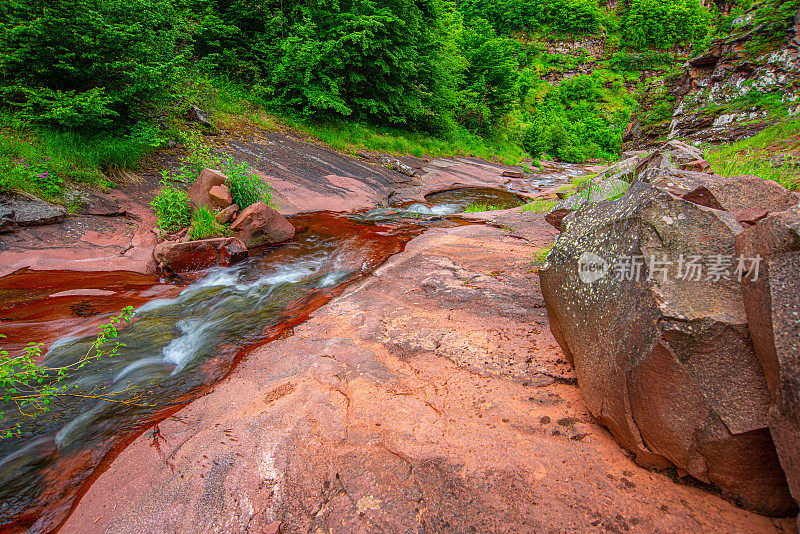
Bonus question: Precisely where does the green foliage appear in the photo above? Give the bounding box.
[0,124,164,198]
[1,307,135,438]
[463,203,504,212]
[520,199,558,212]
[521,70,635,162]
[609,51,673,72]
[190,206,226,240]
[458,0,601,35]
[295,117,525,163]
[226,157,272,209]
[0,140,61,199]
[151,179,192,232]
[456,19,520,132]
[623,0,710,49]
[0,0,183,132]
[746,0,800,53]
[187,0,459,128]
[182,131,223,175]
[706,117,800,191]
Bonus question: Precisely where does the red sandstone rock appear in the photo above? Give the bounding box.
[684,158,712,173]
[683,174,798,213]
[188,168,227,209]
[153,237,248,272]
[502,169,525,178]
[736,205,800,514]
[230,202,295,248]
[215,203,239,224]
[734,207,770,226]
[209,184,232,208]
[57,220,790,534]
[539,182,795,515]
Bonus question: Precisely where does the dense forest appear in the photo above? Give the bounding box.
[0,0,798,197]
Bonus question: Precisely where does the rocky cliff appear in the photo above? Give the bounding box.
[624,10,800,149]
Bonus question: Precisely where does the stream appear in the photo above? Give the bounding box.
[0,181,571,532]
[0,210,444,532]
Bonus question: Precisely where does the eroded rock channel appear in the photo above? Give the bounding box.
[0,131,794,533]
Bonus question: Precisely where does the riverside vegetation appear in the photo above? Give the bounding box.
[1,0,799,204]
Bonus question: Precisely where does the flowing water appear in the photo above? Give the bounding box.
[0,171,587,531]
[0,211,434,532]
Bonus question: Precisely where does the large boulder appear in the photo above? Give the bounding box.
[229,202,295,248]
[539,182,794,515]
[636,170,798,224]
[545,178,629,230]
[736,206,800,512]
[188,168,227,209]
[154,237,248,273]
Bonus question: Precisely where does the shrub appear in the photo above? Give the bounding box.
[522,123,546,159]
[182,131,223,176]
[151,179,192,232]
[226,157,272,209]
[189,206,226,240]
[610,51,673,72]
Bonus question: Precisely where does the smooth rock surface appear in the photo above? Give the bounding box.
[539,182,794,515]
[230,202,295,248]
[63,220,784,534]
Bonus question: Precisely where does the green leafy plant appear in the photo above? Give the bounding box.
[0,153,63,199]
[190,206,227,240]
[0,1,183,132]
[226,156,272,209]
[151,178,192,232]
[1,307,136,438]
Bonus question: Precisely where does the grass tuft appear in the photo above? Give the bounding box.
[462,203,505,213]
[521,199,558,212]
[190,206,227,240]
[705,118,800,191]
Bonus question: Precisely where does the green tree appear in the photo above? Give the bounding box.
[456,18,520,132]
[0,0,184,131]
